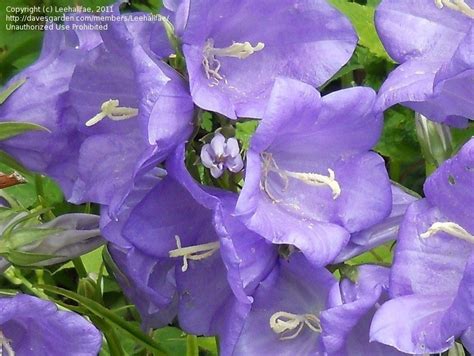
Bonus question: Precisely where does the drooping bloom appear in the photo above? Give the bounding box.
[174,0,357,119]
[320,265,405,355]
[200,132,244,178]
[236,78,392,267]
[0,293,102,355]
[370,138,474,354]
[335,184,419,263]
[375,0,473,126]
[0,8,194,217]
[233,252,335,355]
[101,146,277,354]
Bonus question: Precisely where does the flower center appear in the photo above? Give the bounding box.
[85,99,139,127]
[202,39,265,86]
[420,221,474,244]
[261,153,341,200]
[434,0,474,18]
[168,235,220,272]
[0,330,15,356]
[269,311,322,340]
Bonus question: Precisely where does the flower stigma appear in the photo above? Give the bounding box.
[85,99,139,127]
[434,0,474,18]
[420,221,474,244]
[169,235,220,272]
[261,152,341,200]
[202,39,265,85]
[0,330,14,356]
[269,311,322,340]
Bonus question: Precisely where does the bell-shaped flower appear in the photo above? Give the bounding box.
[320,265,405,355]
[100,167,178,330]
[375,0,473,126]
[176,0,357,119]
[0,293,102,355]
[101,146,277,354]
[233,252,336,355]
[236,78,392,267]
[370,138,474,354]
[0,7,195,217]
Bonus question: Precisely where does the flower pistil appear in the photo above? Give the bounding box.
[420,221,474,243]
[262,153,341,200]
[434,0,474,18]
[0,330,15,356]
[85,99,139,127]
[202,39,265,85]
[269,311,322,340]
[168,235,220,272]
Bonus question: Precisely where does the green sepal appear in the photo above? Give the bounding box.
[3,227,64,250]
[0,249,57,266]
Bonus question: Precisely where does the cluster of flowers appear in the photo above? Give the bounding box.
[0,0,472,354]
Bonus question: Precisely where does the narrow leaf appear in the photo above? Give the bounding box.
[0,122,50,141]
[0,77,27,105]
[329,0,392,61]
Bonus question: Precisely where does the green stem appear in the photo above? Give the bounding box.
[186,335,199,356]
[3,267,49,299]
[73,257,88,278]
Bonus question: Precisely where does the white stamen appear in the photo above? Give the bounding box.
[202,39,265,85]
[261,153,341,200]
[85,99,138,127]
[169,235,220,272]
[0,330,15,356]
[420,221,474,243]
[269,311,322,340]
[434,0,474,18]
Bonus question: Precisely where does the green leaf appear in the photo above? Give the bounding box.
[0,77,26,104]
[235,120,259,150]
[0,122,50,141]
[0,150,30,176]
[451,124,474,152]
[375,106,420,164]
[197,337,218,356]
[200,111,213,132]
[447,342,466,356]
[38,285,168,356]
[328,0,392,61]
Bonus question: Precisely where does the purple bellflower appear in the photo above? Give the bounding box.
[236,78,392,267]
[233,252,336,355]
[370,138,474,354]
[0,293,102,355]
[0,8,194,217]
[200,132,244,178]
[100,168,179,330]
[375,0,474,126]
[101,146,277,354]
[321,265,405,355]
[174,0,357,119]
